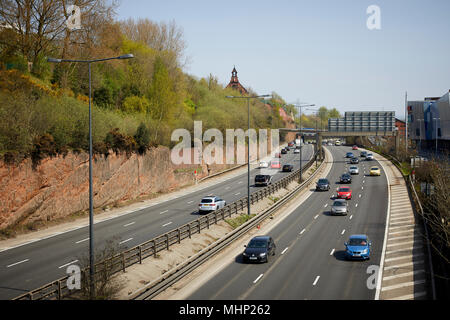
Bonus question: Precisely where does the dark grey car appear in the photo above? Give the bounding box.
[331,199,349,216]
[316,178,330,191]
[242,236,276,263]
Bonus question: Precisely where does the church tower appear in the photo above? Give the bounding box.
[226,66,248,95]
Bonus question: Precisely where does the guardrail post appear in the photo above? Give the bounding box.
[122,253,126,272]
[166,234,170,250]
[207,215,210,229]
[57,280,62,300]
[188,224,191,239]
[177,229,181,244]
[153,240,157,257]
[138,246,142,264]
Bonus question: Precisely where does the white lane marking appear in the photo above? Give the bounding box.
[324,204,328,208]
[314,214,319,220]
[58,260,79,269]
[313,276,320,286]
[162,222,173,227]
[355,204,359,208]
[349,215,353,220]
[281,247,289,255]
[7,259,29,268]
[123,222,135,227]
[238,181,243,184]
[226,187,231,190]
[187,201,194,204]
[362,187,364,190]
[330,249,335,256]
[359,194,362,198]
[253,274,264,284]
[300,229,306,235]
[160,210,168,215]
[75,238,89,244]
[119,238,133,245]
[341,229,346,235]
[235,192,241,196]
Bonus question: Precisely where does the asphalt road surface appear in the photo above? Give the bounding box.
[187,145,389,300]
[0,145,314,300]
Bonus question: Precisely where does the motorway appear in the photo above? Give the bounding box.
[0,145,314,300]
[187,145,389,300]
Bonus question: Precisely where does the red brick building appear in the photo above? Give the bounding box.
[226,67,248,95]
[395,118,406,137]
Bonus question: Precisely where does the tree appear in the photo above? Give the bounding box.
[147,56,177,142]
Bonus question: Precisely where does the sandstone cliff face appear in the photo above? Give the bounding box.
[0,146,223,230]
[0,131,296,231]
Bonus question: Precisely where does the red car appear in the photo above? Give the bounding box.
[270,160,281,169]
[337,186,352,200]
[352,145,358,150]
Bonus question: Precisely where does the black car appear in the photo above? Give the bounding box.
[316,178,330,191]
[242,236,276,263]
[340,173,352,184]
[281,148,288,154]
[360,151,368,158]
[350,157,359,164]
[282,164,294,172]
[255,175,272,186]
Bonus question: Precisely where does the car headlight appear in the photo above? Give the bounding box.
[242,252,248,256]
[259,253,267,257]
[361,249,368,254]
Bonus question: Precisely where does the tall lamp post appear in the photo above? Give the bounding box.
[48,54,134,298]
[226,94,271,216]
[294,103,316,183]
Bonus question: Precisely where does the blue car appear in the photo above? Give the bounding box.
[346,152,354,158]
[345,235,372,260]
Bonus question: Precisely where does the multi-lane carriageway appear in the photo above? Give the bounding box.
[185,145,392,300]
[0,145,314,300]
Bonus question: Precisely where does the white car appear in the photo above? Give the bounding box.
[259,161,269,169]
[198,196,226,214]
[349,166,359,175]
[366,154,374,161]
[294,149,300,154]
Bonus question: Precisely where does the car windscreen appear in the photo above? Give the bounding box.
[201,199,213,203]
[350,167,357,170]
[371,167,378,170]
[348,238,367,246]
[339,188,350,192]
[255,176,267,181]
[247,240,268,248]
[333,201,346,207]
[318,179,328,184]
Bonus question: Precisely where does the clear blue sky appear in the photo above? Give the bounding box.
[117,0,450,119]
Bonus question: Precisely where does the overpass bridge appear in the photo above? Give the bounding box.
[280,128,400,160]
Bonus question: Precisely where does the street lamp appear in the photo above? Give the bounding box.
[226,94,272,216]
[433,117,440,157]
[293,103,316,183]
[47,53,134,298]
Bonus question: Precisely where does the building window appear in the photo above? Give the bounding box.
[438,128,442,137]
[416,129,420,137]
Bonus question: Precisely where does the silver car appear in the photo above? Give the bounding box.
[366,154,374,161]
[349,166,359,175]
[198,196,226,214]
[331,199,349,216]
